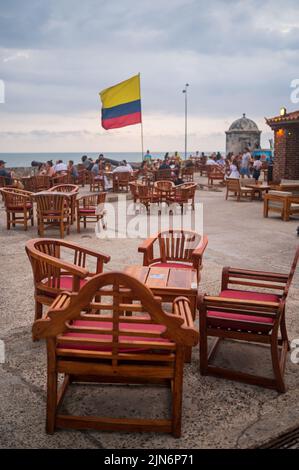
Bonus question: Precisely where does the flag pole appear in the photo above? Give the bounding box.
[139,73,144,161]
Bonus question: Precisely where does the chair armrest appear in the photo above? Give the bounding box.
[191,235,208,271]
[172,296,199,346]
[138,235,158,265]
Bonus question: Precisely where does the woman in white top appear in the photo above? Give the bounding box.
[228,161,240,179]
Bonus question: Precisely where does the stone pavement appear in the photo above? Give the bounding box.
[0,176,298,448]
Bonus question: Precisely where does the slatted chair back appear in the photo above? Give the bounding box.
[32,271,199,436]
[1,188,32,209]
[154,180,174,192]
[31,175,51,192]
[226,177,241,193]
[155,169,172,181]
[158,229,202,264]
[182,167,194,181]
[35,192,67,216]
[78,192,106,210]
[49,184,79,194]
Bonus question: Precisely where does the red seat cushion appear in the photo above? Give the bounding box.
[57,320,171,353]
[9,203,32,210]
[207,289,279,330]
[42,275,87,290]
[150,261,192,269]
[79,209,96,214]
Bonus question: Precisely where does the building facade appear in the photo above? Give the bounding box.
[226,114,261,155]
[266,110,299,182]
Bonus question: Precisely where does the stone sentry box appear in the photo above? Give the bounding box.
[226,113,261,155]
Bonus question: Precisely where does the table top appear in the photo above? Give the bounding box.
[124,265,197,293]
[244,183,271,190]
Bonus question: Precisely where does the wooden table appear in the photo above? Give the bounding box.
[125,265,198,318]
[244,183,271,200]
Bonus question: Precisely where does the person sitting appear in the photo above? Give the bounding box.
[68,160,78,179]
[228,158,240,178]
[54,160,68,173]
[39,161,55,177]
[0,160,13,185]
[81,155,93,171]
[143,150,152,162]
[159,156,171,170]
[112,161,131,174]
[123,160,133,173]
[206,155,217,165]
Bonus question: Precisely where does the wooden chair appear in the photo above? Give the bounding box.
[0,188,34,230]
[168,183,197,211]
[48,184,79,225]
[35,192,71,239]
[90,173,105,192]
[138,229,208,282]
[112,172,131,192]
[25,238,110,320]
[32,271,199,436]
[225,177,254,201]
[198,247,299,392]
[207,166,225,186]
[76,192,107,233]
[182,167,194,182]
[264,191,299,221]
[31,175,51,192]
[154,180,174,204]
[136,184,159,212]
[155,169,173,181]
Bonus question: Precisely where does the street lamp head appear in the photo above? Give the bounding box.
[186,83,189,87]
[182,89,186,93]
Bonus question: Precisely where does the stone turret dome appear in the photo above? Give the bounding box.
[228,113,259,132]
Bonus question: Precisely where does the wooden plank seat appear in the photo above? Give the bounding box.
[32,271,199,437]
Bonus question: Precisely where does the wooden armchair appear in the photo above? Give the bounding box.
[76,192,106,233]
[182,167,194,182]
[112,172,131,192]
[31,175,51,192]
[48,184,79,224]
[207,166,225,186]
[25,238,110,320]
[198,247,299,392]
[154,180,174,204]
[90,172,105,192]
[155,169,173,181]
[34,192,71,238]
[32,271,199,436]
[225,177,254,201]
[264,191,299,221]
[138,229,208,281]
[0,188,34,230]
[168,182,197,211]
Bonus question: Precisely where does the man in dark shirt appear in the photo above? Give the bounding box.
[0,160,12,185]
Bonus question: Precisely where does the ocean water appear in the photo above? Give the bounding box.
[0,152,192,168]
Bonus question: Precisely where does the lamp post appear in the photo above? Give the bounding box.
[182,83,189,160]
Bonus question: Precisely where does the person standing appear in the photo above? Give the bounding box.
[240,147,251,178]
[252,156,262,182]
[143,150,152,163]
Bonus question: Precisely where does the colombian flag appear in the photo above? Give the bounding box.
[99,74,142,130]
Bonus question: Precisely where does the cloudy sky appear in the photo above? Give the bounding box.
[1,0,299,153]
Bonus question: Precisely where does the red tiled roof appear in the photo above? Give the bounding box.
[266,110,299,125]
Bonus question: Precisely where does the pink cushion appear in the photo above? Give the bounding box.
[79,209,96,214]
[207,289,279,329]
[151,261,192,269]
[9,203,32,210]
[57,320,171,353]
[42,275,87,290]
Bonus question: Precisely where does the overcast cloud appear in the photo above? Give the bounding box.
[0,0,299,152]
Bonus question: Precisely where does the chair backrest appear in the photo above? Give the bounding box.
[0,188,31,208]
[35,192,67,214]
[32,272,199,355]
[284,246,299,299]
[154,180,174,191]
[158,229,202,263]
[31,175,51,192]
[78,192,106,209]
[113,171,131,182]
[226,177,241,192]
[49,184,79,193]
[155,169,172,181]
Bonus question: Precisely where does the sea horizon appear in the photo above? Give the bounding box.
[0,151,223,168]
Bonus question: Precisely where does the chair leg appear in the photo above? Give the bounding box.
[77,214,81,233]
[60,220,64,238]
[12,212,16,227]
[171,348,184,438]
[280,311,290,351]
[31,209,34,226]
[270,334,286,393]
[24,210,28,231]
[46,369,58,434]
[6,212,10,230]
[199,313,208,375]
[35,300,43,321]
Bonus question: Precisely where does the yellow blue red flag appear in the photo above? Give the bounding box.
[99,75,142,130]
